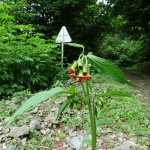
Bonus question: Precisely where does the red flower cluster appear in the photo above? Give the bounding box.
[68,59,92,82]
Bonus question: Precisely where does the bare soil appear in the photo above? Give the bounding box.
[123,71,150,104]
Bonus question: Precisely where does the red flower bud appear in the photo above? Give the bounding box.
[77,59,83,69]
[83,68,92,81]
[68,61,78,73]
[77,69,84,79]
[76,78,81,82]
[68,68,75,73]
[83,65,88,75]
[70,73,76,78]
[84,75,92,80]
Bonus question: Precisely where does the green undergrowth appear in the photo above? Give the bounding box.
[0,72,150,149]
[60,73,150,136]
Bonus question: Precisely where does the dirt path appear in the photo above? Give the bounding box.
[123,71,150,104]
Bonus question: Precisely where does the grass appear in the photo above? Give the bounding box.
[0,72,150,149]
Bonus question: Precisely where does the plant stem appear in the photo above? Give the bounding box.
[86,81,96,150]
[80,80,87,100]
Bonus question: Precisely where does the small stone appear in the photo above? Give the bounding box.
[68,135,91,149]
[69,131,77,137]
[85,147,92,150]
[51,108,57,111]
[139,146,148,150]
[0,135,6,142]
[62,142,68,148]
[41,130,46,135]
[66,148,73,150]
[9,125,29,138]
[30,120,41,130]
[46,128,51,134]
[48,123,52,128]
[38,110,43,117]
[0,127,3,131]
[56,137,60,141]
[53,125,57,129]
[65,125,76,134]
[4,117,10,123]
[22,137,27,145]
[3,143,7,149]
[30,108,38,114]
[141,137,149,141]
[5,133,9,137]
[66,137,71,142]
[97,139,103,145]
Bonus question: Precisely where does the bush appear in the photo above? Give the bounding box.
[0,2,61,98]
[99,34,142,67]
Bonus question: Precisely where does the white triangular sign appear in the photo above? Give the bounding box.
[56,26,72,43]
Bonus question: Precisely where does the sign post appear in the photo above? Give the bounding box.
[56,26,72,79]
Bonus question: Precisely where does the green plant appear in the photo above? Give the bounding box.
[0,3,61,98]
[56,130,66,138]
[4,42,137,150]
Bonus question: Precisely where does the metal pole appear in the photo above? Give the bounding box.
[61,27,64,79]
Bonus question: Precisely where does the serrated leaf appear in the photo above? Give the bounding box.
[57,95,74,119]
[87,54,138,87]
[96,119,112,127]
[83,126,91,133]
[98,92,132,97]
[82,139,92,145]
[4,87,64,131]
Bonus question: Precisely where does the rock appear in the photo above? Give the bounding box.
[38,110,43,117]
[53,124,57,129]
[22,137,27,145]
[69,131,77,137]
[45,110,58,124]
[141,137,149,141]
[30,120,41,130]
[85,147,92,150]
[0,126,3,131]
[41,130,46,135]
[66,137,71,142]
[9,125,29,137]
[51,108,58,111]
[3,143,7,149]
[66,148,73,150]
[48,123,52,128]
[30,108,38,114]
[68,135,91,149]
[65,125,76,134]
[4,117,10,123]
[119,140,138,150]
[0,135,6,142]
[46,128,50,134]
[62,142,68,148]
[139,145,148,149]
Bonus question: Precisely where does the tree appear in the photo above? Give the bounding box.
[108,0,150,61]
[6,0,111,61]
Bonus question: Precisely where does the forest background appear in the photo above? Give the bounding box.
[0,0,150,98]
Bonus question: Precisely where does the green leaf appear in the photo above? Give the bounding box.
[98,92,132,97]
[96,119,112,128]
[83,126,91,133]
[64,43,84,48]
[87,54,138,87]
[4,87,64,131]
[82,139,92,145]
[57,95,74,119]
[60,84,76,94]
[100,108,107,114]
